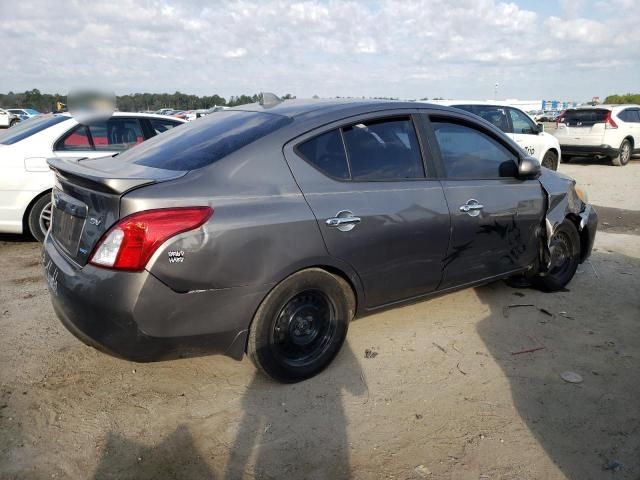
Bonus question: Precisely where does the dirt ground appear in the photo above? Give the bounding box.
[1,160,639,480]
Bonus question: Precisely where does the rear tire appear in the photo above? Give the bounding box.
[531,221,580,292]
[611,139,631,166]
[541,150,558,170]
[27,194,52,243]
[247,268,355,383]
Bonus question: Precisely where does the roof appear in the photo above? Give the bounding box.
[230,98,422,119]
[572,104,640,110]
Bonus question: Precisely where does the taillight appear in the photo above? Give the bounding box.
[605,111,618,129]
[89,207,213,271]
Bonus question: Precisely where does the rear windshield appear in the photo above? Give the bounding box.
[0,115,68,145]
[120,110,292,171]
[562,109,609,126]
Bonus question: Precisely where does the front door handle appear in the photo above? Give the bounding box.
[459,199,484,217]
[326,210,361,232]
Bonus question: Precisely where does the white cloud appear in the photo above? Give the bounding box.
[0,0,638,101]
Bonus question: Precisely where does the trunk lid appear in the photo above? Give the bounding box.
[47,155,186,265]
[555,109,608,145]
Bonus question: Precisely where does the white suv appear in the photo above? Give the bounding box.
[430,101,562,170]
[554,104,640,166]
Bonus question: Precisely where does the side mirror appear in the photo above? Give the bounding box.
[518,155,541,179]
[536,123,544,133]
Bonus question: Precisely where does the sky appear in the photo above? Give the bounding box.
[1,0,638,101]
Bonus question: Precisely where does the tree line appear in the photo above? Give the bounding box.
[603,93,640,104]
[0,89,296,113]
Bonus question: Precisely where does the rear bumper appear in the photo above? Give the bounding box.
[43,234,269,362]
[560,144,618,158]
[578,204,598,262]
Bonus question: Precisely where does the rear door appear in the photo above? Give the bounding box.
[423,113,545,289]
[283,111,450,308]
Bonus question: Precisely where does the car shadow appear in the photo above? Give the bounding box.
[592,205,640,236]
[89,344,365,479]
[475,250,640,478]
[0,233,35,243]
[92,424,216,479]
[224,344,365,479]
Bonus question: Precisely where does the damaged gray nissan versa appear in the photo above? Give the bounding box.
[42,98,597,382]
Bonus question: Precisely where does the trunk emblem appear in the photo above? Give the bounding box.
[89,217,102,226]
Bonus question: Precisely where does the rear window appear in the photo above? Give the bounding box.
[120,111,292,171]
[562,109,609,126]
[0,115,68,145]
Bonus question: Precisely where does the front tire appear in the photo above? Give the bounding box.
[247,268,355,382]
[611,139,631,166]
[532,221,580,292]
[27,194,52,243]
[541,150,558,170]
[9,119,18,128]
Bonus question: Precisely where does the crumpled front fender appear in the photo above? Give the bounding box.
[538,168,594,268]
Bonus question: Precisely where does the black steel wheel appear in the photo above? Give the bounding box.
[248,268,355,382]
[532,221,580,292]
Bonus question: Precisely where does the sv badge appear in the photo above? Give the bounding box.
[89,217,102,226]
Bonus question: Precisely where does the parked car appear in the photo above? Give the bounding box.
[0,112,185,241]
[0,107,21,128]
[432,101,561,169]
[554,104,640,166]
[7,108,41,119]
[42,99,597,382]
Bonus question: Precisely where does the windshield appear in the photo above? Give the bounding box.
[120,110,292,171]
[0,115,68,145]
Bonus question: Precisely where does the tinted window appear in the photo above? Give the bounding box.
[619,109,640,123]
[0,115,68,145]
[562,109,608,126]
[467,105,509,132]
[57,125,91,151]
[342,117,424,180]
[509,108,537,135]
[433,122,517,178]
[122,111,292,171]
[88,118,144,151]
[149,119,182,135]
[297,129,349,179]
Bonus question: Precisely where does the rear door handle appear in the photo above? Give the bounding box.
[326,210,361,231]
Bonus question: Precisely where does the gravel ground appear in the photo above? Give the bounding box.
[1,162,639,480]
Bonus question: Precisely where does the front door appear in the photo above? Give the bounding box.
[507,107,544,159]
[427,117,545,289]
[284,113,450,308]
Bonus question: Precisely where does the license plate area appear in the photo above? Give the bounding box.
[51,189,87,257]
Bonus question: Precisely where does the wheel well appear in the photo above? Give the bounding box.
[242,264,360,355]
[623,136,633,149]
[22,189,51,232]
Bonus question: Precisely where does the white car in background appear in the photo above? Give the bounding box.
[554,104,640,166]
[0,108,21,128]
[7,108,41,120]
[430,100,562,170]
[0,112,185,241]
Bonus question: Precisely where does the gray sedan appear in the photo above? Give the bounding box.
[43,98,597,382]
